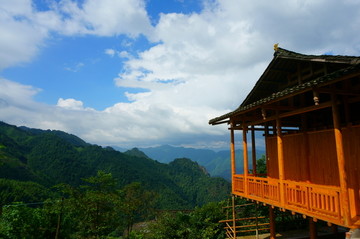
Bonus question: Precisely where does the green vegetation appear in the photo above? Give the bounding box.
[0,121,232,237]
[132,201,227,239]
[0,140,304,239]
[0,121,230,209]
[0,172,156,238]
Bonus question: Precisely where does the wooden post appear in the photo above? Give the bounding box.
[301,114,311,183]
[276,119,286,208]
[309,217,317,239]
[230,125,236,194]
[255,203,259,239]
[269,206,276,239]
[243,124,249,195]
[331,95,351,226]
[331,224,338,234]
[251,125,257,175]
[265,123,269,177]
[232,195,237,239]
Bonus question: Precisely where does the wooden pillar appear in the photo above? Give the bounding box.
[309,218,317,239]
[301,115,311,182]
[243,124,249,195]
[265,123,269,177]
[276,119,286,207]
[269,206,276,239]
[230,125,236,194]
[251,125,257,175]
[331,95,351,226]
[331,224,338,234]
[232,195,237,239]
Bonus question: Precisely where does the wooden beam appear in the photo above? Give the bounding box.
[301,115,311,182]
[230,126,236,194]
[331,95,351,226]
[309,217,318,239]
[276,119,286,208]
[269,206,276,239]
[211,120,229,125]
[232,196,237,239]
[261,105,298,111]
[270,67,294,74]
[243,125,249,196]
[251,125,257,175]
[317,88,360,96]
[331,224,338,234]
[250,100,333,126]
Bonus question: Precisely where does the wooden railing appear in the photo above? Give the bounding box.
[233,175,344,226]
[248,176,280,203]
[220,216,270,239]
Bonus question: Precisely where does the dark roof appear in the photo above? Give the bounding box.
[209,48,360,125]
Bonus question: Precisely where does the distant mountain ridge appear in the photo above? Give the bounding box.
[0,121,230,209]
[139,144,265,181]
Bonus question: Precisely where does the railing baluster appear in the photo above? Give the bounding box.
[233,175,342,225]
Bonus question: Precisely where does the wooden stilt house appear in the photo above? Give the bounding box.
[209,47,360,236]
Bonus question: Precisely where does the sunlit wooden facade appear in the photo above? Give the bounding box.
[209,47,360,234]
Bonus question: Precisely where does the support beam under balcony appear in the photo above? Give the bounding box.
[269,206,276,239]
[309,218,317,239]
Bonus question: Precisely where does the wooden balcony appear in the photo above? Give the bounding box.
[232,174,359,228]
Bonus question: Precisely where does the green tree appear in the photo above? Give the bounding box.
[0,203,48,239]
[55,171,122,238]
[137,201,226,239]
[121,182,157,237]
[257,155,267,175]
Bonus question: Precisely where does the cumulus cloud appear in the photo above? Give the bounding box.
[0,77,227,148]
[55,0,153,37]
[110,0,360,148]
[0,0,153,70]
[57,98,84,110]
[0,78,41,107]
[105,48,116,57]
[0,0,56,69]
[1,0,360,150]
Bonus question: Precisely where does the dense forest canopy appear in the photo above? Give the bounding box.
[0,121,230,209]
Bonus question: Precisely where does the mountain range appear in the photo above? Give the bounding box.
[0,121,230,209]
[138,144,265,181]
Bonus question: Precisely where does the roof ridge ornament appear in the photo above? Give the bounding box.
[274,43,279,51]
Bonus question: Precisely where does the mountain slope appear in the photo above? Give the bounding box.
[0,121,230,209]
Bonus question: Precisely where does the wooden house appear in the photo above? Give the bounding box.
[209,46,360,238]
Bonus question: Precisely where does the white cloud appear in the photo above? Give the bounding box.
[0,0,49,69]
[0,78,41,107]
[105,48,116,57]
[56,0,154,37]
[57,98,84,110]
[1,0,360,150]
[0,0,152,70]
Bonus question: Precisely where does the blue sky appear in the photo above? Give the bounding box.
[1,0,360,150]
[1,0,203,110]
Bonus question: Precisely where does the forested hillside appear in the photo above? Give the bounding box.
[0,121,230,209]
